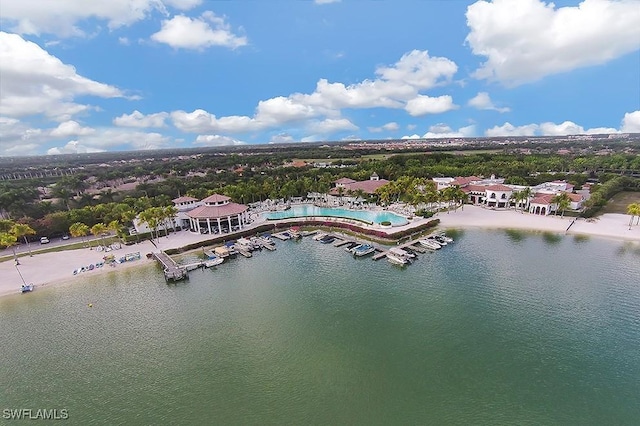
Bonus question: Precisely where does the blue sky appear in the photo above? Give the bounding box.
[0,0,639,155]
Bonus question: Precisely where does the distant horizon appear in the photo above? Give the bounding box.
[0,131,639,163]
[1,0,639,156]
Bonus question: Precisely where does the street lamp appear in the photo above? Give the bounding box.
[15,263,27,286]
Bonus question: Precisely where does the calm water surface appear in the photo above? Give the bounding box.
[1,229,639,425]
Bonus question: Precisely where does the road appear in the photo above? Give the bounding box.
[0,235,103,258]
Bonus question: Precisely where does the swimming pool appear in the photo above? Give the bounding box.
[264,205,408,226]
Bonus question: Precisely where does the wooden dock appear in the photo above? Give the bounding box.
[371,239,428,261]
[152,251,189,281]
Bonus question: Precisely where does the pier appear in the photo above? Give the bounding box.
[371,239,430,261]
[152,251,189,281]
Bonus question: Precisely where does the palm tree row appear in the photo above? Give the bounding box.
[138,205,179,243]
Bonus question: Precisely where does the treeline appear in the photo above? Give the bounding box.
[581,176,640,218]
[2,150,640,239]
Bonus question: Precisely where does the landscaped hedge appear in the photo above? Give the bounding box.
[581,176,639,218]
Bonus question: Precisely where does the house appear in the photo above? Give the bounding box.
[329,174,390,198]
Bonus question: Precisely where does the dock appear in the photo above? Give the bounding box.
[152,251,189,281]
[371,239,428,261]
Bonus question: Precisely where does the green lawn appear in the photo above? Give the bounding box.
[601,191,640,215]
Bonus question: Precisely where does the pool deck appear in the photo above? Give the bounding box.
[261,203,410,227]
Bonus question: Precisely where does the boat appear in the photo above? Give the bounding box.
[236,238,255,251]
[419,238,441,250]
[259,237,276,251]
[344,242,359,252]
[436,233,454,243]
[214,246,230,258]
[204,256,224,268]
[20,283,34,293]
[313,232,327,241]
[288,227,302,239]
[353,244,375,257]
[389,247,415,261]
[318,234,335,244]
[432,236,447,246]
[386,252,410,265]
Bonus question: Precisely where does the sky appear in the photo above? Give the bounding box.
[0,0,639,156]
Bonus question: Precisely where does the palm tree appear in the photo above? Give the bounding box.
[91,223,109,248]
[551,193,571,217]
[69,222,90,247]
[139,208,160,243]
[11,223,36,257]
[627,202,640,230]
[519,187,532,212]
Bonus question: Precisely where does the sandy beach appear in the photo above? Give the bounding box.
[2,207,638,298]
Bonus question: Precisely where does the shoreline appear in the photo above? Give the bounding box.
[2,206,638,299]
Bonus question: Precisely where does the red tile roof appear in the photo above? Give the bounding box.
[485,184,513,192]
[530,193,554,204]
[329,179,390,195]
[566,192,583,202]
[187,202,247,219]
[462,184,487,193]
[201,194,231,204]
[335,178,357,184]
[172,196,198,203]
[452,176,481,186]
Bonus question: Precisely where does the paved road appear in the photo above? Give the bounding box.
[0,235,102,257]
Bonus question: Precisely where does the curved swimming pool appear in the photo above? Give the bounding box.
[264,205,408,226]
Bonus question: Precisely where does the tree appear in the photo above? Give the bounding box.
[551,193,571,217]
[627,202,640,230]
[69,222,90,247]
[11,223,36,257]
[139,208,160,243]
[91,223,109,248]
[0,232,19,262]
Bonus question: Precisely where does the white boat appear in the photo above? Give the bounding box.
[353,244,375,257]
[235,238,254,251]
[386,252,410,265]
[419,238,441,250]
[437,234,454,243]
[204,256,224,267]
[389,247,415,260]
[313,232,327,241]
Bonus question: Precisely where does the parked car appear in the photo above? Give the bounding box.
[61,234,70,240]
[40,237,50,244]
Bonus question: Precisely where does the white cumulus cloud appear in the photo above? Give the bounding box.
[151,12,247,50]
[50,120,95,137]
[307,118,358,134]
[114,111,169,128]
[467,92,510,112]
[621,110,640,133]
[486,122,539,137]
[194,134,246,146]
[368,122,399,133]
[405,95,457,116]
[170,50,459,135]
[0,32,125,120]
[0,0,202,37]
[466,0,640,85]
[402,124,476,139]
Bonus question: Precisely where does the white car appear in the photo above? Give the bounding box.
[40,237,50,244]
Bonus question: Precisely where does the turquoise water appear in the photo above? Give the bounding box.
[264,205,408,225]
[1,229,640,425]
